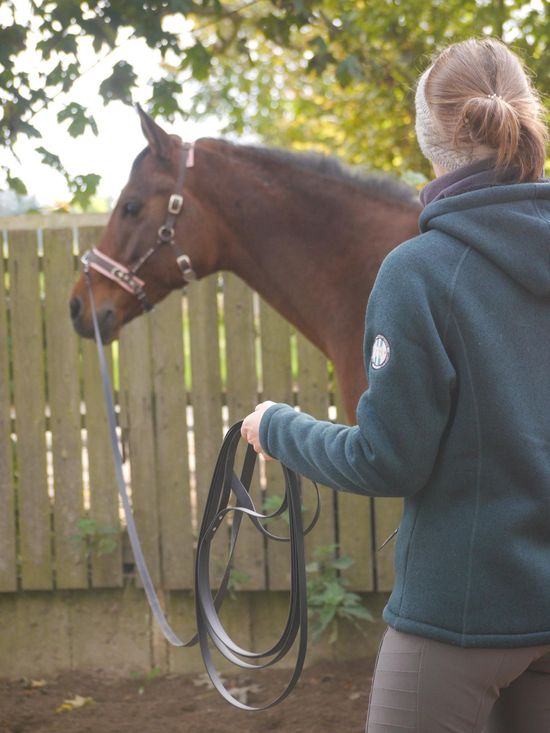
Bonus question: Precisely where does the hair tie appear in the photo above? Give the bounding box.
[487,93,502,100]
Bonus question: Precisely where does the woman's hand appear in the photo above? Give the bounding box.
[241,401,276,459]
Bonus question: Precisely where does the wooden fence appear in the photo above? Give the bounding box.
[0,213,402,601]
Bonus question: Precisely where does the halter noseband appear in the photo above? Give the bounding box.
[81,143,196,312]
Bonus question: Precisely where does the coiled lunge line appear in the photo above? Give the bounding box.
[83,266,320,710]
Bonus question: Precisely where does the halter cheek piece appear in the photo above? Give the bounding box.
[81,143,196,312]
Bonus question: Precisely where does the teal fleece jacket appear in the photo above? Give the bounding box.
[259,182,550,648]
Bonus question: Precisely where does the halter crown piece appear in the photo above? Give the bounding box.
[81,142,196,312]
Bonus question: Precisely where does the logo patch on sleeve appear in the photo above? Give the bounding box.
[370,334,390,370]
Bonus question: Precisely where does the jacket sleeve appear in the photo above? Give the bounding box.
[258,245,456,497]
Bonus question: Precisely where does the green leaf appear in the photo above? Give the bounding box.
[149,78,183,120]
[36,146,65,175]
[17,121,41,138]
[57,103,98,137]
[335,53,364,87]
[7,175,27,196]
[340,605,374,622]
[331,555,354,570]
[68,173,101,210]
[181,43,211,81]
[99,61,138,105]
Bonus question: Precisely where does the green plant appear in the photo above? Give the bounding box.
[226,567,252,599]
[306,544,374,644]
[71,517,119,558]
[130,666,162,695]
[262,493,290,525]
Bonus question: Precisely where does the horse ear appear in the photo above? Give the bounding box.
[136,104,171,159]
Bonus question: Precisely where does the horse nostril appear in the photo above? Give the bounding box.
[69,296,82,321]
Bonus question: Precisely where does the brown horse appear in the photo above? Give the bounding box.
[70,108,421,419]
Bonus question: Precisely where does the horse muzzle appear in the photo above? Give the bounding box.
[70,294,117,343]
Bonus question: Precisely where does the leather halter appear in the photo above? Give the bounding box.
[81,143,196,311]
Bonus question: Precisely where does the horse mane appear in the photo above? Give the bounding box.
[132,138,420,209]
[238,143,421,209]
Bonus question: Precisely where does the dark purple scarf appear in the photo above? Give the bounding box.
[419,157,548,207]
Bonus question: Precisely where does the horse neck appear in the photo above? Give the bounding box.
[192,140,419,356]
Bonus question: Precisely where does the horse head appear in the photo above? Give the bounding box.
[70,106,221,342]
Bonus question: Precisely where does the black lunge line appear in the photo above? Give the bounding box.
[82,264,320,710]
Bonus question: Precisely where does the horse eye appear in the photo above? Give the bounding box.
[122,200,141,217]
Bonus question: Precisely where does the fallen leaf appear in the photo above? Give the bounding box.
[20,678,47,689]
[30,679,47,689]
[227,683,262,705]
[55,695,94,713]
[192,672,226,690]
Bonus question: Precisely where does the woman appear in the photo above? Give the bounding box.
[242,38,550,732]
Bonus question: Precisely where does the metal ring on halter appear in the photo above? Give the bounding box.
[158,224,175,243]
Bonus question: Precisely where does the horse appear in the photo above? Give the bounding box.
[70,107,421,420]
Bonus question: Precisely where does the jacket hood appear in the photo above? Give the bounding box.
[418,182,550,296]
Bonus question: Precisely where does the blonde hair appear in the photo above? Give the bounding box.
[424,38,548,182]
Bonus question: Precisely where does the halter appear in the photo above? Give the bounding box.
[81,143,196,312]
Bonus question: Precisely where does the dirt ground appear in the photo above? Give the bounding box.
[0,657,375,733]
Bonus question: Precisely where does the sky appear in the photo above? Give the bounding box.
[3,0,546,209]
[0,6,225,209]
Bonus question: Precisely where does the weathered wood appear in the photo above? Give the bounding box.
[42,228,88,589]
[295,333,336,567]
[258,299,294,591]
[8,230,52,589]
[0,212,108,230]
[331,384,374,591]
[119,315,162,586]
[187,276,226,583]
[223,273,265,590]
[150,294,194,590]
[78,227,122,587]
[0,216,400,600]
[0,243,17,591]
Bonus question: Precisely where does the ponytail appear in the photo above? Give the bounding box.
[425,39,548,182]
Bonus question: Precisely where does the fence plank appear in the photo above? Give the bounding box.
[119,315,162,586]
[295,334,336,568]
[187,276,226,584]
[331,385,374,591]
[42,229,88,589]
[223,274,265,590]
[0,215,399,598]
[150,295,194,590]
[78,227,122,587]
[8,230,52,589]
[259,299,293,591]
[0,243,17,591]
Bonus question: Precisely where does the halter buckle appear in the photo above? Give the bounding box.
[176,254,196,281]
[168,194,184,215]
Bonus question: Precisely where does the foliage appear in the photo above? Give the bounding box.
[306,543,373,643]
[71,517,119,559]
[262,492,290,524]
[1,0,549,206]
[226,566,252,597]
